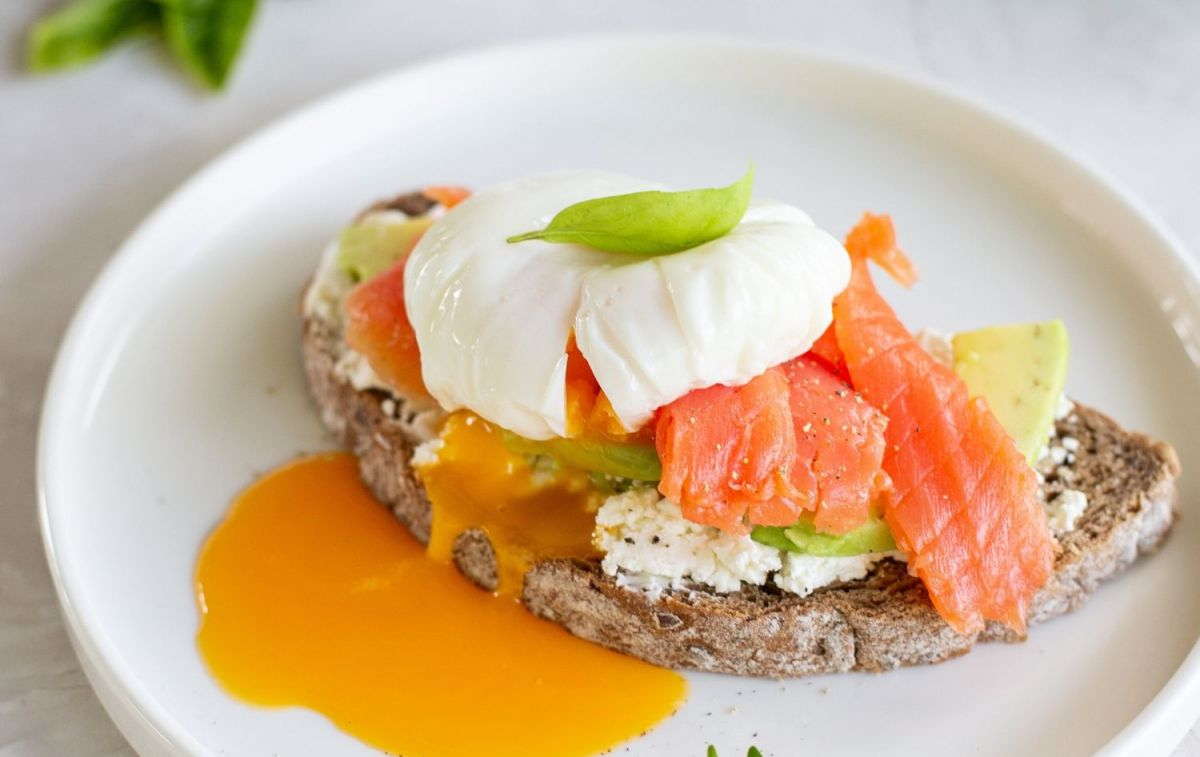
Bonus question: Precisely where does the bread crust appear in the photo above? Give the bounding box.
[302,197,1180,677]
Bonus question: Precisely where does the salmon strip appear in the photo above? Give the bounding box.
[656,368,811,534]
[806,324,850,383]
[833,214,1053,634]
[782,356,890,534]
[422,185,472,208]
[344,258,430,399]
[656,358,888,536]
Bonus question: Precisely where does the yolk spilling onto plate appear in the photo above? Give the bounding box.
[196,452,685,757]
[420,412,601,594]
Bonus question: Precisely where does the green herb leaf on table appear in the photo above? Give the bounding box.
[707,746,718,757]
[27,0,257,91]
[160,0,257,90]
[28,0,161,72]
[507,165,754,255]
[747,748,764,757]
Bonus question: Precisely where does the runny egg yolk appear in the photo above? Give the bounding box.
[195,453,685,757]
[418,412,602,594]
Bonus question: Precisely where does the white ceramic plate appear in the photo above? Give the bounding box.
[39,37,1200,757]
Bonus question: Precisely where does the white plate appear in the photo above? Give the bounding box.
[38,36,1200,757]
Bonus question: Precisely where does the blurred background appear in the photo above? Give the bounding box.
[1,1,1198,754]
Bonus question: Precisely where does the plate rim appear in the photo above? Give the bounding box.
[35,32,1200,757]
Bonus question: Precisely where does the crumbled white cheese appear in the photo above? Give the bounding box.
[614,572,687,600]
[1046,489,1088,533]
[914,329,954,367]
[303,239,356,324]
[774,552,896,597]
[527,455,563,489]
[595,488,905,599]
[595,489,782,594]
[333,349,391,393]
[1055,395,1075,421]
[410,437,444,468]
[1035,397,1088,533]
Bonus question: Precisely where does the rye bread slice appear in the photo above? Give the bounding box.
[301,193,1181,677]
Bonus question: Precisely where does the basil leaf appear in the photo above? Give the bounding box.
[747,749,763,757]
[507,165,754,255]
[160,0,256,90]
[27,0,161,73]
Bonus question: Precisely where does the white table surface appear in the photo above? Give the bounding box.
[1,1,1197,755]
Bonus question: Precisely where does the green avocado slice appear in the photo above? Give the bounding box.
[336,216,433,282]
[951,319,1069,464]
[751,516,896,557]
[501,431,662,483]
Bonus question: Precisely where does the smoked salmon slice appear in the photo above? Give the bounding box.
[422,185,472,209]
[656,358,888,536]
[833,214,1053,634]
[656,368,804,534]
[806,324,850,383]
[344,258,429,399]
[782,356,890,534]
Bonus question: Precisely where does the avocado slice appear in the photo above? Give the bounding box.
[951,320,1069,463]
[501,431,662,482]
[751,516,896,557]
[336,216,433,282]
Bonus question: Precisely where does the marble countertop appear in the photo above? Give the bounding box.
[1,1,1197,754]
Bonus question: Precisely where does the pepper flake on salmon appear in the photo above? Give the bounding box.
[833,213,1054,635]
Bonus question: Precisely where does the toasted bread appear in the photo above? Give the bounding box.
[301,192,1180,677]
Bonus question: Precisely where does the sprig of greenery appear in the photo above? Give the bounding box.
[27,0,257,91]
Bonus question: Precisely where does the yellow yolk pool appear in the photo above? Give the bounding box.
[195,452,685,757]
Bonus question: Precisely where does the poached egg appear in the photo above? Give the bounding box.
[404,171,850,439]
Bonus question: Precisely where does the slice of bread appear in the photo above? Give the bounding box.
[301,192,1181,677]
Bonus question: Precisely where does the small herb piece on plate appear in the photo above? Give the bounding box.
[27,0,161,72]
[160,0,257,90]
[507,165,754,255]
[703,747,763,757]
